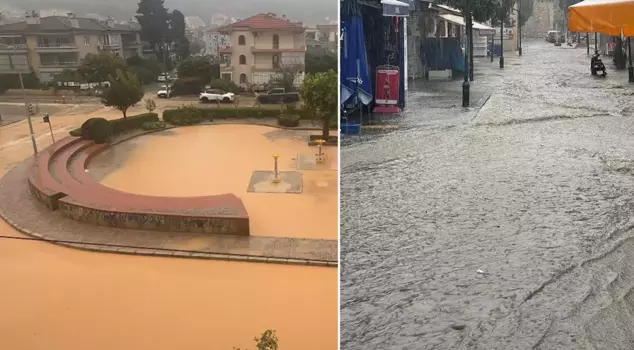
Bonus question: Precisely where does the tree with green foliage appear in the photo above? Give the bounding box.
[169,10,190,59]
[136,0,171,51]
[306,51,337,74]
[518,0,534,27]
[300,70,337,139]
[126,55,162,84]
[177,56,218,84]
[77,52,127,83]
[101,70,144,118]
[234,330,278,350]
[270,62,303,92]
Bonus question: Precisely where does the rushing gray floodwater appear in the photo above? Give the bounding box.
[340,40,634,349]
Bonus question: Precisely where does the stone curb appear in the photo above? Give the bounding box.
[0,207,338,268]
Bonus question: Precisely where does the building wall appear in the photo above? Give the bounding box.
[522,0,565,38]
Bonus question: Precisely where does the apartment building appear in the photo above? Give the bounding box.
[0,12,142,82]
[217,13,306,88]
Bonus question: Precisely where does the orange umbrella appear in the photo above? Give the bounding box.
[568,0,634,36]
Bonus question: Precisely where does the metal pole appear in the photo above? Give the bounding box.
[500,14,505,69]
[587,33,590,55]
[518,3,522,56]
[594,32,598,52]
[8,50,38,154]
[469,14,474,81]
[491,34,494,62]
[462,0,471,107]
[48,120,55,143]
[627,36,634,83]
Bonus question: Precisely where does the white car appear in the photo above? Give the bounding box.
[157,85,172,98]
[199,89,235,103]
[157,73,171,82]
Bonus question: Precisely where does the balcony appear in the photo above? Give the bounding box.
[251,63,305,72]
[251,46,306,53]
[220,63,232,72]
[98,42,121,50]
[122,41,142,48]
[0,43,28,52]
[36,43,78,52]
[39,61,78,72]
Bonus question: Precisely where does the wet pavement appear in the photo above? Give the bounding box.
[340,39,634,349]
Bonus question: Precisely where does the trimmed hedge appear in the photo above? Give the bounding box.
[80,118,113,144]
[278,115,300,127]
[142,121,166,130]
[110,113,159,134]
[162,106,205,125]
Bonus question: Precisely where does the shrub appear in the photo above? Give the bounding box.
[171,77,206,96]
[278,115,300,127]
[80,117,113,144]
[141,121,166,130]
[207,79,240,94]
[162,105,204,125]
[69,128,82,137]
[110,113,159,134]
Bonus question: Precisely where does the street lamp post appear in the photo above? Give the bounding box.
[517,1,522,56]
[8,46,37,154]
[469,14,474,81]
[628,37,633,83]
[500,15,505,69]
[462,0,471,107]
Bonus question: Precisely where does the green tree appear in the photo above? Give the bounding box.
[126,56,162,84]
[169,10,190,59]
[270,63,303,92]
[234,330,278,350]
[306,51,337,74]
[439,0,512,23]
[300,70,337,139]
[178,56,218,84]
[136,0,170,51]
[77,52,127,83]
[101,70,144,118]
[518,0,534,27]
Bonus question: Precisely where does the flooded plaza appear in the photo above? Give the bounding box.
[0,108,337,349]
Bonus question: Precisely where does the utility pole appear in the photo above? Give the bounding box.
[8,47,38,154]
[517,1,522,56]
[469,14,474,81]
[628,37,633,83]
[500,12,505,69]
[462,0,471,107]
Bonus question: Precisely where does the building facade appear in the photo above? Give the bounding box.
[0,12,141,82]
[217,13,306,88]
[203,29,231,58]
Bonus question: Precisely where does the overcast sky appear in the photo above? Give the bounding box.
[0,0,338,25]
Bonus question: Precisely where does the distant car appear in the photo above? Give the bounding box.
[199,89,235,103]
[256,88,300,104]
[546,30,565,43]
[157,73,172,82]
[157,85,172,98]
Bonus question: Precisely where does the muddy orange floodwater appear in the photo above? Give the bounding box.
[0,120,338,350]
[92,125,339,240]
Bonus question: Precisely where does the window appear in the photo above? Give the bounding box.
[272,54,280,68]
[221,73,231,81]
[239,55,246,65]
[84,36,90,46]
[273,34,279,49]
[238,35,246,45]
[239,73,247,84]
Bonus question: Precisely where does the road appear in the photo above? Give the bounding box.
[340,40,634,349]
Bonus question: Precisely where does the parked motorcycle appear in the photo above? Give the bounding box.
[591,51,607,77]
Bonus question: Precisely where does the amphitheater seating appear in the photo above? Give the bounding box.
[28,136,250,235]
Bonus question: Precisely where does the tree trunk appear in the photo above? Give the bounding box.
[322,115,330,139]
[122,108,128,118]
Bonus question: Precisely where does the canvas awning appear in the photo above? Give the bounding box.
[438,13,496,35]
[568,0,634,36]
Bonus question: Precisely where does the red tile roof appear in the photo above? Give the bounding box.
[217,13,304,32]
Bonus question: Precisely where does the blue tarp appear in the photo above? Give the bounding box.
[420,38,465,72]
[340,15,373,106]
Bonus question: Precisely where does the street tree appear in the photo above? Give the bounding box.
[306,51,337,74]
[169,10,190,59]
[101,70,145,118]
[300,70,337,139]
[177,56,218,83]
[77,52,127,83]
[233,330,278,350]
[438,0,513,23]
[270,61,304,92]
[518,0,534,27]
[136,0,170,51]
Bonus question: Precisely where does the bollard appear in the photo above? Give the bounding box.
[315,139,326,164]
[272,154,281,183]
[43,113,55,143]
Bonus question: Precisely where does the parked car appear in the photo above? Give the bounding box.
[199,89,236,103]
[157,85,172,98]
[256,88,300,104]
[545,30,565,43]
[157,73,172,82]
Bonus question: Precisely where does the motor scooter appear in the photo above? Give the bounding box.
[591,51,607,77]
